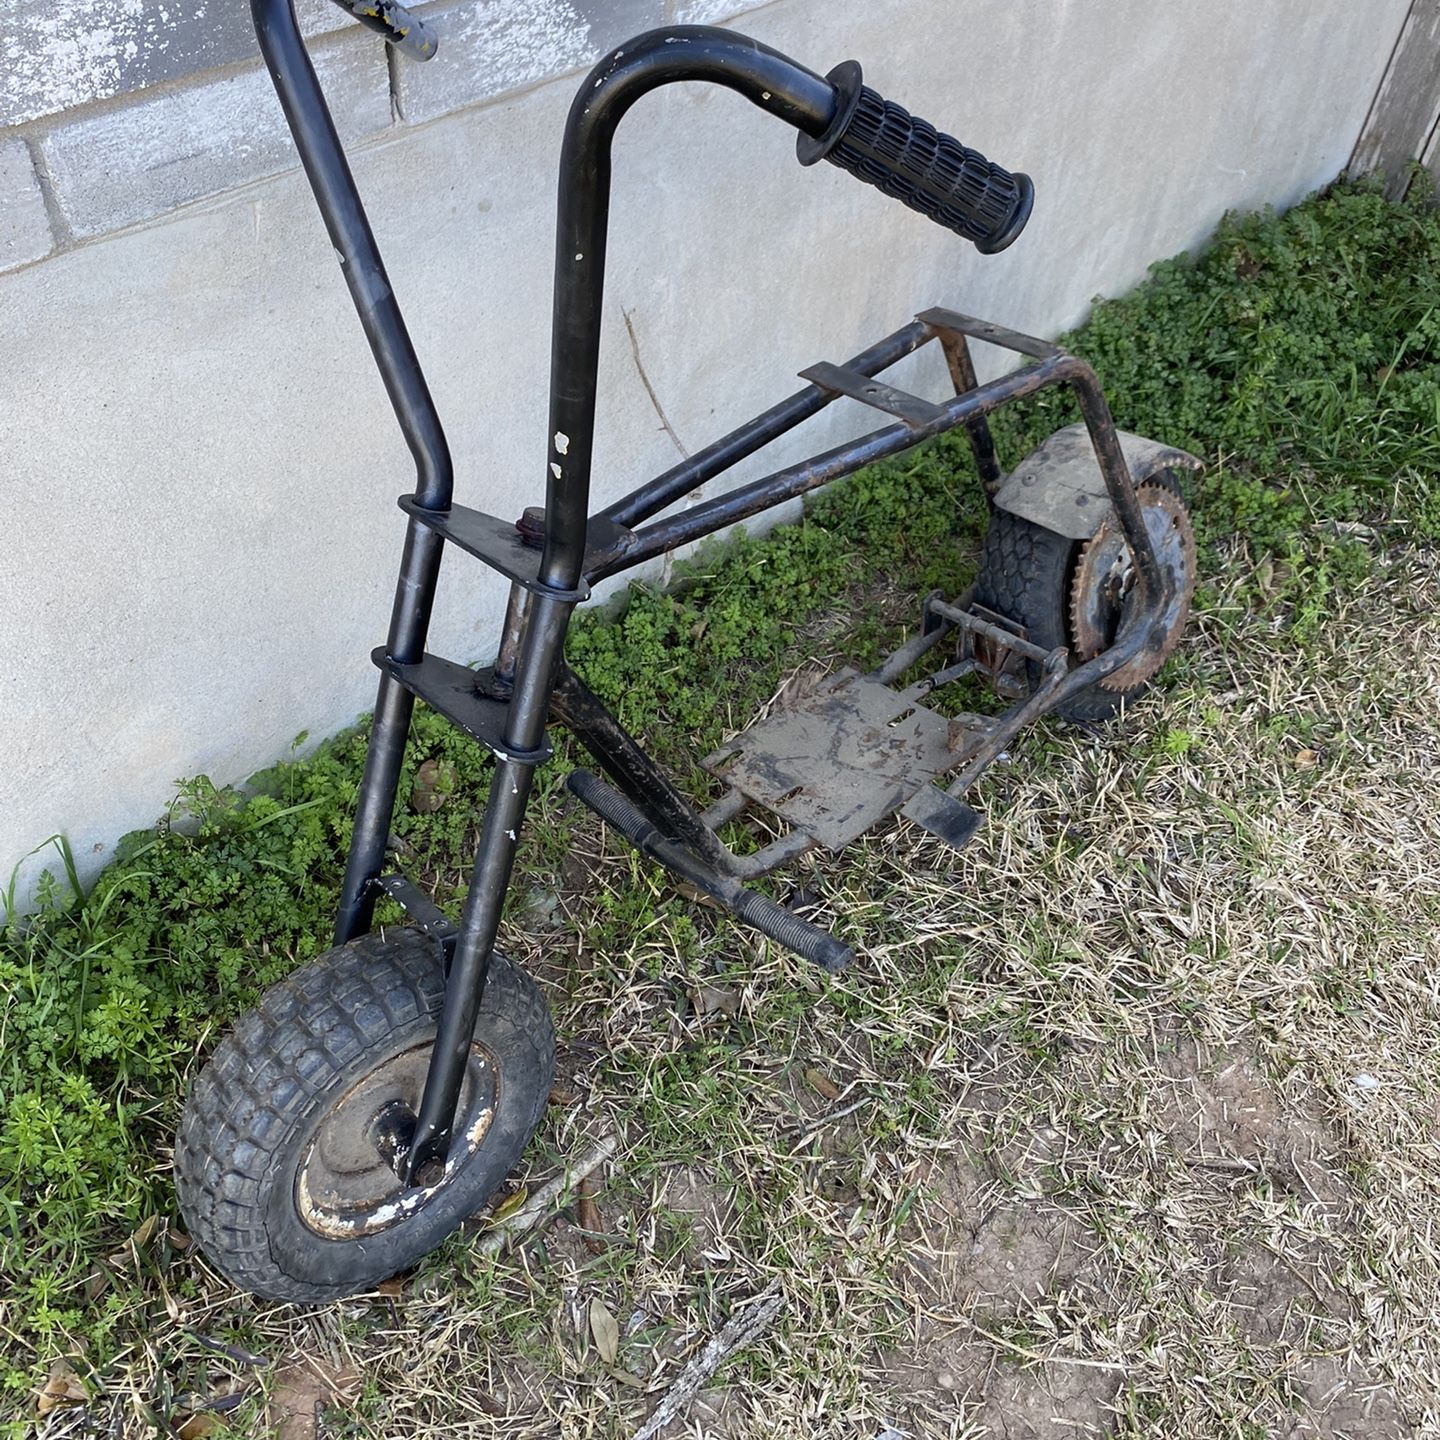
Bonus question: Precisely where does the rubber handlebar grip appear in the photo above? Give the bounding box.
[799,62,1032,254]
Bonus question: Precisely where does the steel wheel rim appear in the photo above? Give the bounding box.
[295,1039,498,1239]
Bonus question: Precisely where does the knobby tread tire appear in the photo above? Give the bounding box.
[974,474,1185,722]
[174,930,554,1303]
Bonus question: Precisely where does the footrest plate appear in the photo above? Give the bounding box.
[901,785,984,849]
[702,669,982,850]
[374,650,552,764]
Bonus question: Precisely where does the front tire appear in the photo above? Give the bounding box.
[174,930,554,1303]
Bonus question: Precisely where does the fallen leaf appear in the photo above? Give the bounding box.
[696,984,740,1018]
[490,1185,529,1223]
[604,1366,648,1389]
[410,757,457,814]
[578,1175,606,1255]
[36,1360,87,1418]
[589,1298,620,1365]
[177,1411,225,1438]
[804,1067,842,1102]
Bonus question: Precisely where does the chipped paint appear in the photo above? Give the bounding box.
[554,432,570,454]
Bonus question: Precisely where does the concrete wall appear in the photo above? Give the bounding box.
[1,0,1410,907]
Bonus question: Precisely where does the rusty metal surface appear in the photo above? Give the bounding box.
[993,422,1204,541]
[900,785,984,848]
[917,306,1063,360]
[1069,479,1198,692]
[799,361,948,429]
[701,668,985,850]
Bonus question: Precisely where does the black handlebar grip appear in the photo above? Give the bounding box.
[328,0,437,62]
[798,62,1032,254]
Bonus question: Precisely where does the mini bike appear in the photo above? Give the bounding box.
[175,0,1200,1301]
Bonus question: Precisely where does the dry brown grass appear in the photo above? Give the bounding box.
[32,537,1440,1440]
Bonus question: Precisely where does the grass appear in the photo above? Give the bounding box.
[5,178,1440,1437]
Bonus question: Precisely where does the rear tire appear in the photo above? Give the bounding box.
[973,471,1193,722]
[174,930,554,1303]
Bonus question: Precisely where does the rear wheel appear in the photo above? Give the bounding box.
[974,471,1196,722]
[174,930,554,1303]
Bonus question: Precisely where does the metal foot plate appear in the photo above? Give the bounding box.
[702,669,983,850]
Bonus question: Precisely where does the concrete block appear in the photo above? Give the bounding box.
[671,0,768,23]
[1,0,351,128]
[38,34,392,239]
[394,0,665,125]
[0,141,55,273]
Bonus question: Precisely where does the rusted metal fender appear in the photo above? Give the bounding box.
[993,422,1204,540]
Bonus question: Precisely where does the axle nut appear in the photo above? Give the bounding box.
[516,506,547,548]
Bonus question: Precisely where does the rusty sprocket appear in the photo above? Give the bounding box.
[1067,479,1196,693]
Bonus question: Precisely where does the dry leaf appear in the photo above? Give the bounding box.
[36,1360,87,1419]
[605,1366,649,1389]
[577,1175,605,1255]
[177,1411,225,1439]
[696,984,740,1018]
[490,1185,529,1223]
[804,1067,841,1102]
[589,1298,620,1365]
[410,758,457,813]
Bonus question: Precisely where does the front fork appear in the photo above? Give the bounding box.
[401,589,575,1180]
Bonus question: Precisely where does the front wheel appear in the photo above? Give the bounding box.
[174,930,554,1303]
[973,471,1197,722]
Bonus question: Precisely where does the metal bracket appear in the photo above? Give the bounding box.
[372,873,459,951]
[799,361,947,429]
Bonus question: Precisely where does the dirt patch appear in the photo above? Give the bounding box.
[656,1165,738,1264]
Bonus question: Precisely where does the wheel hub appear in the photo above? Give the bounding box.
[1068,480,1196,692]
[295,1040,497,1239]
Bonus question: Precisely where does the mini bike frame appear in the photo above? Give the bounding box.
[253,0,1175,1183]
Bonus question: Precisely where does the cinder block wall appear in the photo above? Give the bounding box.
[0,0,1410,907]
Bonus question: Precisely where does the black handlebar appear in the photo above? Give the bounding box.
[799,61,1032,255]
[327,0,437,62]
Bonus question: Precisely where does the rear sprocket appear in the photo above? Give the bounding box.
[1067,478,1197,693]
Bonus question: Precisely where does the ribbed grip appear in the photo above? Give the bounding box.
[730,887,853,974]
[799,62,1032,254]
